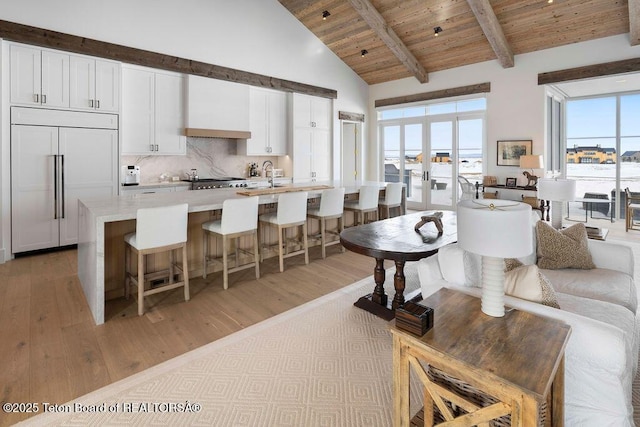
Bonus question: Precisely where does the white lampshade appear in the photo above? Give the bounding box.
[519,154,543,169]
[538,178,576,202]
[457,199,533,317]
[538,178,576,229]
[457,199,533,259]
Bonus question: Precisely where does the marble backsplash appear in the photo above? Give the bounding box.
[122,137,283,183]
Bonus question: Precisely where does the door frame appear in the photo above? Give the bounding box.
[340,119,363,186]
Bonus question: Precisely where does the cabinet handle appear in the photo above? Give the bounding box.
[89,99,94,108]
[96,99,100,109]
[42,94,47,104]
[155,144,159,152]
[53,155,58,219]
[60,155,65,219]
[150,144,154,152]
[34,94,39,103]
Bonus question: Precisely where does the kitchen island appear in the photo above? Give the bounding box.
[78,181,403,324]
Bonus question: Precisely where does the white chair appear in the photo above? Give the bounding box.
[457,175,476,201]
[202,196,260,289]
[124,203,190,316]
[344,185,380,226]
[307,187,345,259]
[379,182,404,219]
[259,191,309,272]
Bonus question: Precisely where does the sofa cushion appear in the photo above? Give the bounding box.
[504,259,560,308]
[536,222,596,270]
[542,268,637,313]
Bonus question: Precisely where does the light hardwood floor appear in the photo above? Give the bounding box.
[0,244,380,426]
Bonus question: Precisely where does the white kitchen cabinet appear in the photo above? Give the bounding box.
[121,66,186,155]
[241,87,287,155]
[186,75,250,131]
[10,43,70,108]
[291,93,332,183]
[11,108,118,253]
[69,55,120,112]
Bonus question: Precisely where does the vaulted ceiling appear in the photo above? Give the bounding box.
[278,0,639,85]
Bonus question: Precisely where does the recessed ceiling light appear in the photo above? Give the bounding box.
[322,10,330,20]
[361,49,368,57]
[616,79,627,83]
[434,26,443,37]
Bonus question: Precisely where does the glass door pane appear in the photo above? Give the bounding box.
[458,117,484,191]
[404,123,422,207]
[429,120,454,209]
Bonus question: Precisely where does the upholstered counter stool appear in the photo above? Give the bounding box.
[344,185,380,226]
[259,191,309,272]
[379,182,403,219]
[307,187,345,258]
[202,196,260,289]
[124,203,190,316]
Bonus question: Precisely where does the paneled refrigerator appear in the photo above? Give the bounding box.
[11,107,118,254]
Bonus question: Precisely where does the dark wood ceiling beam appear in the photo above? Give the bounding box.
[538,57,640,85]
[375,83,490,108]
[0,19,337,99]
[346,0,428,83]
[465,0,514,68]
[630,0,640,46]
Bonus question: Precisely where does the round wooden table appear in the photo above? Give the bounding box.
[340,210,457,320]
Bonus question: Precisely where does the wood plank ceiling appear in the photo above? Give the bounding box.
[278,0,637,85]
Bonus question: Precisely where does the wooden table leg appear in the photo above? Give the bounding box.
[392,259,406,310]
[371,258,388,306]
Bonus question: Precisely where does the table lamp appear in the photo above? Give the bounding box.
[457,200,533,317]
[520,154,543,187]
[538,178,576,229]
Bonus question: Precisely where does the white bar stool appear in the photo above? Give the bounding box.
[307,187,345,258]
[259,191,309,272]
[202,196,260,289]
[344,185,380,226]
[124,203,190,316]
[379,182,404,219]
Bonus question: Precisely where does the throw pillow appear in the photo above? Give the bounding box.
[504,258,560,308]
[536,221,595,270]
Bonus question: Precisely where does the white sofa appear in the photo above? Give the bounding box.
[416,228,638,426]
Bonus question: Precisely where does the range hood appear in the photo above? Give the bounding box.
[184,128,251,139]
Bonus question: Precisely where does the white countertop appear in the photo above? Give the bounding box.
[120,181,191,190]
[81,181,390,223]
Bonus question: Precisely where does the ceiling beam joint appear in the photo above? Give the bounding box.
[466,0,514,68]
[347,0,428,83]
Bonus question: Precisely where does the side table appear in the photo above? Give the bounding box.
[391,288,571,427]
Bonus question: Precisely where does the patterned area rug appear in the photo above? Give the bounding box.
[20,265,423,426]
[19,240,640,426]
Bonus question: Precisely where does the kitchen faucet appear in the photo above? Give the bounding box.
[262,160,274,188]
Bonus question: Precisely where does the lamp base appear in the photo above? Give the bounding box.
[481,256,505,317]
[550,200,563,229]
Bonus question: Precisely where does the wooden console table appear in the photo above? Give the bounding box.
[391,288,571,427]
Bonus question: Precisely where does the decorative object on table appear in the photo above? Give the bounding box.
[394,301,433,336]
[497,139,532,166]
[248,162,259,177]
[505,177,517,188]
[483,175,497,187]
[414,211,444,234]
[538,177,576,229]
[519,154,543,188]
[457,199,533,317]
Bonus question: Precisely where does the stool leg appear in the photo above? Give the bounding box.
[320,217,327,259]
[339,215,345,253]
[169,248,175,284]
[182,244,190,301]
[138,252,145,316]
[124,244,130,299]
[303,222,309,265]
[223,235,229,290]
[253,230,260,279]
[203,230,208,279]
[278,225,284,272]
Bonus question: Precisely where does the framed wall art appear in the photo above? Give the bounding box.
[505,177,517,188]
[497,140,532,166]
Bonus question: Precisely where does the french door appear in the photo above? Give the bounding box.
[381,114,484,211]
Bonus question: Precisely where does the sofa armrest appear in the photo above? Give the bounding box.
[588,240,634,277]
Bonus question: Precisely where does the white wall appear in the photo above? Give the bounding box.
[368,34,640,183]
[0,0,369,261]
